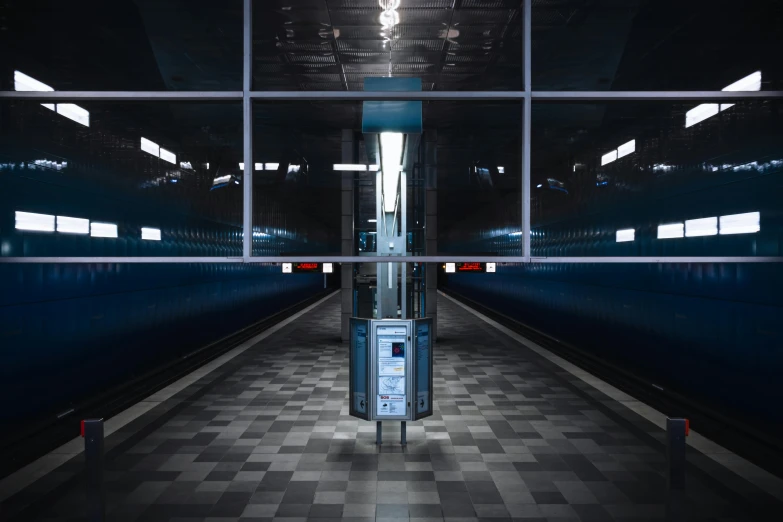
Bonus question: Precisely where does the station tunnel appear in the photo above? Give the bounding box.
[1,1,783,521]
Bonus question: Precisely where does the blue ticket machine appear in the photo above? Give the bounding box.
[350,318,433,424]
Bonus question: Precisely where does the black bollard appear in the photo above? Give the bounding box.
[82,419,105,522]
[376,421,382,445]
[401,421,407,446]
[666,418,688,522]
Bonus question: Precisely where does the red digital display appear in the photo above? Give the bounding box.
[456,262,485,273]
[293,262,321,273]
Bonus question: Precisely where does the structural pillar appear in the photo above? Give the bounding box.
[341,129,356,342]
[424,130,438,340]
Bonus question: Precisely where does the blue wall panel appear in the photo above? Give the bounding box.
[446,262,783,438]
[0,263,324,425]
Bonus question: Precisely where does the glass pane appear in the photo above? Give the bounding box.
[530,100,783,257]
[533,1,783,91]
[250,100,520,257]
[253,0,523,91]
[0,101,243,257]
[1,0,242,91]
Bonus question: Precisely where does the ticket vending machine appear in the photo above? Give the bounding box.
[349,318,433,444]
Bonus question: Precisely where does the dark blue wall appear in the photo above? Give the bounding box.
[0,262,324,425]
[446,262,783,438]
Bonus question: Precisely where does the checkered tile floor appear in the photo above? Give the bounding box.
[3,294,781,521]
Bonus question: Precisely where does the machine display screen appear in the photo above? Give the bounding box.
[456,262,485,272]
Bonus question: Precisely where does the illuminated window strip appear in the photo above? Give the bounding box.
[685,217,718,237]
[15,211,55,232]
[141,227,161,241]
[657,223,684,239]
[616,229,635,242]
[57,216,90,234]
[91,222,118,238]
[719,211,760,235]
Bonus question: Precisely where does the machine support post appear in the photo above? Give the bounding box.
[666,418,688,522]
[401,421,407,446]
[83,418,105,522]
[376,421,382,445]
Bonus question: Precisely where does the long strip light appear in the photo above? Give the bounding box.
[91,222,118,238]
[57,216,90,234]
[685,217,718,237]
[657,223,684,239]
[14,71,89,126]
[141,138,176,164]
[15,211,55,232]
[334,164,367,171]
[616,229,635,242]
[159,147,176,165]
[686,71,761,128]
[141,227,161,241]
[602,139,635,166]
[719,211,760,235]
[380,132,404,213]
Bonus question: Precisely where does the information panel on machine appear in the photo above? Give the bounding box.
[375,325,407,417]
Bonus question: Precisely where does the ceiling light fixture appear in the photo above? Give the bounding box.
[380,132,404,213]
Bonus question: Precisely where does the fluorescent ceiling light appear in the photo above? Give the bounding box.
[601,150,618,166]
[141,137,160,157]
[368,219,377,223]
[265,163,279,170]
[686,103,719,128]
[255,163,263,170]
[212,174,232,186]
[288,164,300,172]
[91,222,118,238]
[685,217,718,237]
[657,223,684,239]
[15,211,55,232]
[57,216,89,234]
[14,70,53,92]
[486,262,496,273]
[686,71,762,128]
[380,132,404,213]
[333,164,366,171]
[723,70,762,92]
[141,227,161,241]
[497,166,505,174]
[239,162,244,170]
[57,104,89,127]
[719,211,760,235]
[180,161,193,170]
[617,139,635,159]
[14,70,55,111]
[322,263,333,274]
[616,229,635,243]
[445,263,456,273]
[536,184,542,188]
[159,148,176,165]
[368,164,380,172]
[509,231,522,236]
[282,262,292,274]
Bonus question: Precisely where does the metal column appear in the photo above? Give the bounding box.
[341,129,356,341]
[424,131,438,340]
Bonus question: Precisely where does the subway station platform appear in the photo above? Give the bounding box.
[2,293,782,522]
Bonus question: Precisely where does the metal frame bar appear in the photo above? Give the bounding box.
[3,2,783,266]
[3,91,783,101]
[521,0,532,262]
[242,0,253,261]
[2,256,781,264]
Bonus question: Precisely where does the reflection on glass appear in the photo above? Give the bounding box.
[1,101,243,257]
[531,101,781,257]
